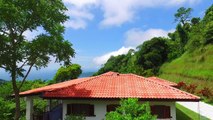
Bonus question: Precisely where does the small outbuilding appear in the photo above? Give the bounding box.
[20,71,200,120]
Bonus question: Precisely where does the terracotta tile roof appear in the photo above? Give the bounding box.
[148,77,178,87]
[19,72,200,101]
[19,77,92,95]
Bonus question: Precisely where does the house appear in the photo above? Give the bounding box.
[19,71,200,120]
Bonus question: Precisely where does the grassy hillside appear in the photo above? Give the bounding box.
[159,45,213,90]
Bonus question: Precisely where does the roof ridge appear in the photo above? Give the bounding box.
[149,76,177,85]
[131,74,200,99]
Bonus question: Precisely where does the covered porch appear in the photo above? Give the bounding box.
[25,96,62,120]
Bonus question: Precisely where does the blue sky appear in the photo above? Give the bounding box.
[0,0,212,80]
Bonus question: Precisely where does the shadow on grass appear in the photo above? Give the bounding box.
[176,107,192,120]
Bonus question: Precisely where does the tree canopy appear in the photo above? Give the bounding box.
[175,7,192,25]
[0,0,74,119]
[53,64,82,83]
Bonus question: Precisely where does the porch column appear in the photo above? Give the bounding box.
[47,99,51,111]
[62,102,67,120]
[26,97,33,120]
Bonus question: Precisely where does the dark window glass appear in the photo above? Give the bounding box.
[151,105,171,118]
[106,104,120,112]
[67,104,95,116]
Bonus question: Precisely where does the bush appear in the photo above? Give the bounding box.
[185,84,197,94]
[177,81,186,89]
[106,98,156,120]
[198,87,212,99]
[65,114,85,120]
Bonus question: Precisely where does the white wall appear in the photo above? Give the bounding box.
[62,100,176,120]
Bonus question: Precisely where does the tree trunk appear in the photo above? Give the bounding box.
[12,67,20,120]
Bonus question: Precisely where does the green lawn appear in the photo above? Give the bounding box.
[176,103,209,120]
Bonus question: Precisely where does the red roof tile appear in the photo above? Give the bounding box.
[20,72,200,101]
[148,77,178,87]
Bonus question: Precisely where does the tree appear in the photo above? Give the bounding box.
[174,7,193,53]
[136,37,169,76]
[175,7,192,25]
[0,0,74,119]
[106,98,156,120]
[191,17,200,25]
[203,5,213,45]
[53,64,82,83]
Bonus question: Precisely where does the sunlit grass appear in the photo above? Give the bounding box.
[160,45,213,81]
[159,45,213,91]
[176,103,209,120]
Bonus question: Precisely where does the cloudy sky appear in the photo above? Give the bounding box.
[0,0,212,80]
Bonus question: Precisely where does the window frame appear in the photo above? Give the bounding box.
[151,105,171,119]
[106,104,120,112]
[67,103,96,117]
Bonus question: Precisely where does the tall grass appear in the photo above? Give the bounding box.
[159,44,213,91]
[160,45,213,81]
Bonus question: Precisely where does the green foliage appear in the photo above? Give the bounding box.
[203,5,213,45]
[175,7,192,25]
[136,37,169,76]
[106,98,156,120]
[0,97,14,120]
[53,64,82,83]
[94,37,169,76]
[65,114,86,120]
[160,45,213,81]
[0,1,74,119]
[0,80,47,119]
[191,17,200,25]
[204,21,213,45]
[159,44,213,103]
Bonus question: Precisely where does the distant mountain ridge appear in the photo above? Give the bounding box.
[0,79,6,84]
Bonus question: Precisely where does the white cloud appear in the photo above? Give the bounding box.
[124,28,175,47]
[64,7,95,29]
[63,0,97,29]
[63,0,201,28]
[93,46,134,65]
[99,0,135,27]
[63,0,98,8]
[99,0,201,27]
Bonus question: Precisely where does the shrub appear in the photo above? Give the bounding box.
[106,98,156,120]
[185,84,197,94]
[198,87,212,98]
[65,114,85,120]
[177,81,186,89]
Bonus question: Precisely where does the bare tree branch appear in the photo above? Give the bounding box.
[0,65,6,69]
[18,63,34,90]
[18,60,28,70]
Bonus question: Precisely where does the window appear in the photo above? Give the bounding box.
[67,104,95,116]
[106,104,120,112]
[151,105,171,118]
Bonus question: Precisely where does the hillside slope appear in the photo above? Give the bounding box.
[159,44,213,90]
